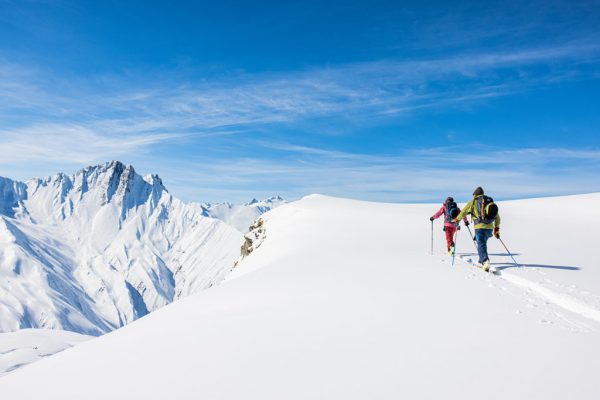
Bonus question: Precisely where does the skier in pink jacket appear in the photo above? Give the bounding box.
[430,197,469,255]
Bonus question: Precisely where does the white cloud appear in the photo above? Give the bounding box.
[0,124,179,164]
[143,144,600,203]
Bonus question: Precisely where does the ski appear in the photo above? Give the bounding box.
[458,255,500,275]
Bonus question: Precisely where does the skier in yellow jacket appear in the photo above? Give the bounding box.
[454,187,500,271]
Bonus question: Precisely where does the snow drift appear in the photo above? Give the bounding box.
[1,193,599,399]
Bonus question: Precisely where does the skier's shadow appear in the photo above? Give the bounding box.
[460,252,523,257]
[457,253,580,271]
[493,263,580,272]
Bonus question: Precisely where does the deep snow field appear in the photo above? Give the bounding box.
[0,193,599,399]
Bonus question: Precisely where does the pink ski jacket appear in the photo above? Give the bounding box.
[431,202,468,229]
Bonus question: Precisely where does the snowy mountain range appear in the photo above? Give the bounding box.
[0,161,282,336]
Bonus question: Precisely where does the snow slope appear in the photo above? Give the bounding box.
[1,194,599,399]
[0,329,91,377]
[0,161,243,335]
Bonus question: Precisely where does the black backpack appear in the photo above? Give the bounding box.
[475,195,498,224]
[445,201,459,223]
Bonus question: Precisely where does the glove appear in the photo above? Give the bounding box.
[493,227,500,239]
[457,226,461,230]
[429,217,434,221]
[465,220,470,227]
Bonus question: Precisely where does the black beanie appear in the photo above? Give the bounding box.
[473,187,484,196]
[446,196,454,203]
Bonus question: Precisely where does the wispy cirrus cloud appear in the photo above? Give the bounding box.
[1,41,599,199]
[0,124,179,164]
[1,40,599,135]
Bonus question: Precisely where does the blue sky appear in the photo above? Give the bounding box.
[1,0,599,203]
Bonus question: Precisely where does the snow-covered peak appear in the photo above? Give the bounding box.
[143,173,167,189]
[20,161,172,224]
[204,195,286,232]
[245,195,284,206]
[71,160,165,207]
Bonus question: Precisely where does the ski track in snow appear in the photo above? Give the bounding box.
[449,253,600,333]
[501,271,600,324]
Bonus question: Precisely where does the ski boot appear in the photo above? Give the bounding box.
[482,259,491,272]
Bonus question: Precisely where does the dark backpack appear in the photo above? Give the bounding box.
[474,195,498,224]
[445,201,459,223]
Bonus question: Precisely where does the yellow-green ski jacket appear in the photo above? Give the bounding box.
[455,194,501,230]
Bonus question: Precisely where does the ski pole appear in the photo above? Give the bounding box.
[466,224,475,241]
[451,230,458,267]
[499,237,520,268]
[430,220,433,256]
[466,224,478,251]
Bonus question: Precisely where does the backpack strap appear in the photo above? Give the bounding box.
[473,196,483,225]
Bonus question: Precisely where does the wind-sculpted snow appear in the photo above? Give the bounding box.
[0,161,244,335]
